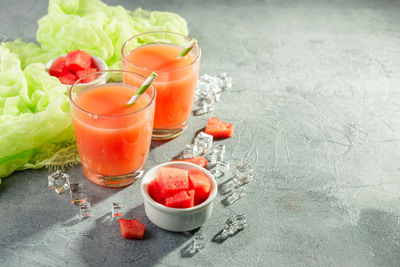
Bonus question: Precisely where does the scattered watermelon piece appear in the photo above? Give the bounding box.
[65,49,92,72]
[188,169,211,205]
[118,218,145,239]
[165,190,195,208]
[205,117,234,138]
[76,67,99,83]
[156,167,189,198]
[172,157,208,168]
[58,72,78,85]
[49,56,68,77]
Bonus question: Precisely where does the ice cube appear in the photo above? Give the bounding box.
[183,144,202,159]
[191,228,206,252]
[212,161,229,178]
[233,213,247,230]
[112,202,125,218]
[218,72,232,90]
[220,213,247,239]
[193,103,215,116]
[194,132,213,155]
[70,183,87,205]
[48,170,70,194]
[209,144,225,164]
[222,185,245,206]
[221,217,237,238]
[79,201,91,219]
[233,162,253,185]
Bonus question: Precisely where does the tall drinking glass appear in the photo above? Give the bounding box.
[69,70,156,187]
[122,31,201,140]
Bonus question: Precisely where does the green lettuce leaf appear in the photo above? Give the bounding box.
[37,0,188,66]
[0,45,77,180]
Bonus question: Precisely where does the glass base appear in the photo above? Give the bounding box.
[152,121,188,140]
[83,166,143,188]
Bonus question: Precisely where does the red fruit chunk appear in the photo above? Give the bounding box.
[172,157,208,168]
[65,50,92,71]
[165,190,195,208]
[49,56,68,77]
[90,57,98,68]
[76,67,99,83]
[118,218,145,239]
[188,169,211,205]
[148,179,164,204]
[58,72,78,85]
[205,117,234,138]
[156,166,189,198]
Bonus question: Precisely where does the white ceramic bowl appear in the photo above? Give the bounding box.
[46,54,108,87]
[141,162,218,232]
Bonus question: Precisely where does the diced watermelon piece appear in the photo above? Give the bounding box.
[188,169,211,205]
[205,117,234,138]
[90,57,98,68]
[172,157,208,168]
[156,167,189,198]
[49,56,68,77]
[148,179,164,204]
[118,218,145,239]
[165,190,195,208]
[75,67,99,83]
[58,72,78,85]
[65,50,92,71]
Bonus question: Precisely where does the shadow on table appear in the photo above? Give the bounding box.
[79,203,190,266]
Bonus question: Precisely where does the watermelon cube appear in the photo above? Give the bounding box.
[172,157,208,168]
[118,218,146,239]
[165,190,195,208]
[58,72,78,85]
[65,50,92,71]
[205,117,234,138]
[49,56,68,77]
[188,169,211,205]
[76,67,99,83]
[147,179,164,204]
[156,166,189,198]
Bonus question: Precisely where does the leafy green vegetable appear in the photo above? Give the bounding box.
[0,45,77,180]
[0,0,189,181]
[37,0,188,67]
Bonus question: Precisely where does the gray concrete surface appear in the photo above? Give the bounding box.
[1,0,400,266]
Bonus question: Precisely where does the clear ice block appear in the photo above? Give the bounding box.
[222,185,245,206]
[48,170,70,194]
[183,144,202,159]
[209,144,225,164]
[112,202,125,218]
[233,213,247,230]
[220,213,247,239]
[193,103,215,116]
[233,162,253,185]
[70,183,87,205]
[212,161,230,178]
[79,201,91,219]
[191,228,206,253]
[194,132,213,155]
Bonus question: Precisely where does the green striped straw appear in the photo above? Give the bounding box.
[177,39,197,59]
[126,72,157,106]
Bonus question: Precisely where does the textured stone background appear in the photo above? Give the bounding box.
[1,0,400,266]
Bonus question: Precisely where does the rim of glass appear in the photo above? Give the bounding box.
[69,69,156,119]
[121,31,201,73]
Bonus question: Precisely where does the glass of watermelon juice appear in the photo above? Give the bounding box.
[121,31,201,140]
[69,70,156,187]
